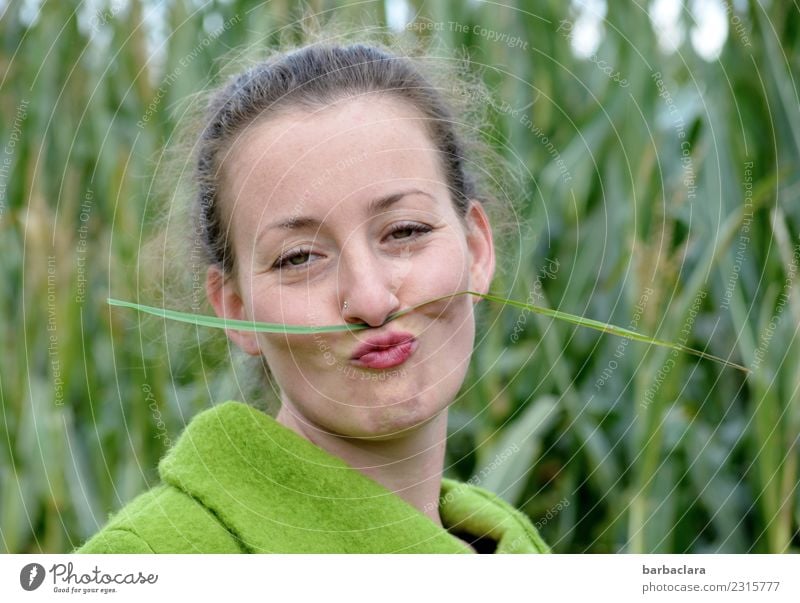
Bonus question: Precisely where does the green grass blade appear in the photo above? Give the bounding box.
[106,297,371,333]
[108,290,751,373]
[467,292,750,373]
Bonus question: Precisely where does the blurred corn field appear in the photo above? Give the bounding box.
[1,0,798,553]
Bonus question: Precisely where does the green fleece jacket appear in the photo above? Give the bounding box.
[74,401,550,554]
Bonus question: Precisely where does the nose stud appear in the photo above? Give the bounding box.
[342,300,349,312]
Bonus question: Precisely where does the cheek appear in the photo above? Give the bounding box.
[251,305,330,371]
[408,236,472,310]
[410,237,476,364]
[244,273,326,326]
[238,278,327,374]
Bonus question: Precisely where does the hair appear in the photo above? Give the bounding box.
[141,20,525,410]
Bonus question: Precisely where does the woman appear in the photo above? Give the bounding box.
[75,41,550,554]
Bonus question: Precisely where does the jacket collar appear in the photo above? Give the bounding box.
[158,401,545,553]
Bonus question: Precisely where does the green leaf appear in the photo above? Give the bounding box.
[475,395,561,506]
[108,290,752,373]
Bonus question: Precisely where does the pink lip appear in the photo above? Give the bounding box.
[350,332,418,369]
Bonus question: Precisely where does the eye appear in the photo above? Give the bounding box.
[386,222,432,241]
[272,248,318,271]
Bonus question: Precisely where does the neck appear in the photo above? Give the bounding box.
[275,404,449,527]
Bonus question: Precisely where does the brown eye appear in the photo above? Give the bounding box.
[273,249,316,270]
[391,227,415,239]
[387,222,432,240]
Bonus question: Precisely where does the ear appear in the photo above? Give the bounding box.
[464,200,495,303]
[205,265,262,356]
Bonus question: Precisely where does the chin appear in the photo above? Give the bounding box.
[343,395,449,441]
[350,372,469,440]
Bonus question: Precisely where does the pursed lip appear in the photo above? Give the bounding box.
[349,331,418,369]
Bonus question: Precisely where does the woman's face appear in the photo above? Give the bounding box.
[206,94,495,439]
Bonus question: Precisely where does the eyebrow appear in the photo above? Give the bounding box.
[258,188,434,238]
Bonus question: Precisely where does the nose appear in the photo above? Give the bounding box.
[339,243,403,327]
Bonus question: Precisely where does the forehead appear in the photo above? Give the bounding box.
[219,94,447,219]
